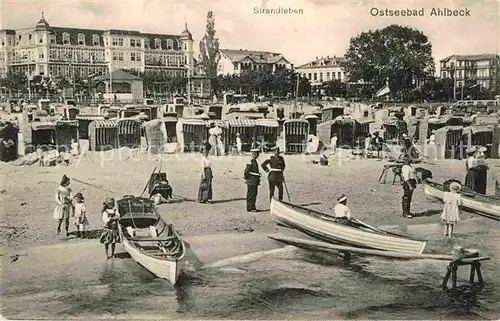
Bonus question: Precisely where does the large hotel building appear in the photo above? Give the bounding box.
[0,14,195,79]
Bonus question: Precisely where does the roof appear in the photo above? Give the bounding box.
[284,119,309,124]
[220,49,290,64]
[180,23,193,41]
[95,70,142,81]
[76,114,104,121]
[440,54,500,62]
[296,56,346,69]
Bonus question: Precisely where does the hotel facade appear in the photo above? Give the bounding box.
[295,55,347,88]
[0,15,195,80]
[439,54,500,91]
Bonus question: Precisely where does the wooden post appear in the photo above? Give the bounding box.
[451,264,458,289]
[469,264,476,283]
[442,265,452,289]
[475,262,483,283]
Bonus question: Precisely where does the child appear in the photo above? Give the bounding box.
[73,192,87,238]
[70,139,79,156]
[440,181,462,238]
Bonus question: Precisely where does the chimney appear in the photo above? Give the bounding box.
[316,56,318,60]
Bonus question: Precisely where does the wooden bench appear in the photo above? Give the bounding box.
[441,253,490,290]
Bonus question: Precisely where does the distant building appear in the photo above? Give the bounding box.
[0,14,195,79]
[439,54,500,91]
[217,49,292,76]
[295,55,347,89]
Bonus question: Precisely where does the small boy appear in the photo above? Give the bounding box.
[73,192,87,238]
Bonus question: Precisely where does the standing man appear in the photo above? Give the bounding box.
[261,146,286,201]
[244,148,262,212]
[401,157,417,219]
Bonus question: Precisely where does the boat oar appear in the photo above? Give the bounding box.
[283,178,291,202]
[70,177,114,193]
[140,162,160,198]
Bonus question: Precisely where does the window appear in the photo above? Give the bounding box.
[154,38,161,49]
[78,34,85,45]
[112,52,124,61]
[92,35,100,46]
[39,52,44,59]
[39,37,43,43]
[145,39,150,49]
[63,33,70,45]
[130,39,141,47]
[166,39,173,50]
[184,43,187,50]
[458,71,463,78]
[326,72,330,80]
[363,111,369,117]
[112,37,123,46]
[308,73,311,79]
[313,73,317,81]
[130,52,141,62]
[337,72,341,79]
[319,72,323,80]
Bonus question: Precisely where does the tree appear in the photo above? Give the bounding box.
[344,25,435,99]
[0,70,27,92]
[323,80,346,97]
[199,11,220,79]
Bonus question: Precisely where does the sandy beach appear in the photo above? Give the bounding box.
[1,147,499,250]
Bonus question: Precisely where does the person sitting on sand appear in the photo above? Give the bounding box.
[334,194,352,224]
[99,198,120,259]
[440,182,462,238]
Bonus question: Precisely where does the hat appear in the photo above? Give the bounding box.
[250,148,261,153]
[477,146,487,153]
[74,192,84,200]
[402,133,408,138]
[431,130,436,133]
[60,174,70,186]
[270,146,280,152]
[236,133,240,136]
[104,197,115,206]
[337,194,347,203]
[466,146,477,154]
[449,182,461,192]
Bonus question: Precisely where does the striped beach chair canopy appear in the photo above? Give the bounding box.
[91,119,118,129]
[463,126,494,134]
[31,122,55,131]
[55,120,79,127]
[182,118,208,126]
[228,118,256,127]
[255,118,279,127]
[117,118,141,135]
[163,116,178,123]
[76,114,104,121]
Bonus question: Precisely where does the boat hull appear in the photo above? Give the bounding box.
[270,198,426,254]
[121,235,185,285]
[423,182,500,221]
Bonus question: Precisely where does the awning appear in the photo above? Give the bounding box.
[304,114,319,120]
[228,118,256,127]
[118,119,141,135]
[31,122,55,131]
[284,119,309,125]
[76,114,104,121]
[55,120,79,127]
[91,119,118,129]
[335,118,356,125]
[470,126,494,134]
[255,118,279,127]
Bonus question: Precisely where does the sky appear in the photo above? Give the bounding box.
[1,0,499,73]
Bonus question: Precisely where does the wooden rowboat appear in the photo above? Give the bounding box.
[270,198,427,254]
[117,196,186,285]
[423,181,500,222]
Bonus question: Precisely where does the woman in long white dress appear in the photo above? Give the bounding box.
[440,182,462,238]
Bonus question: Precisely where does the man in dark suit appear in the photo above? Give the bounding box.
[261,146,286,201]
[244,148,261,212]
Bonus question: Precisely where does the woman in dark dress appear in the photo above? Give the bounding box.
[474,147,489,195]
[464,147,478,191]
[197,143,213,203]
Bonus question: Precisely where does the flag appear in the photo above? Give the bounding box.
[376,83,390,97]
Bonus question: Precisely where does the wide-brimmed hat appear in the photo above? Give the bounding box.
[477,146,487,153]
[466,146,477,154]
[74,192,84,200]
[250,148,260,153]
[104,197,115,206]
[337,194,347,203]
[449,182,461,192]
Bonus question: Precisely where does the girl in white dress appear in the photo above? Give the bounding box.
[440,182,462,238]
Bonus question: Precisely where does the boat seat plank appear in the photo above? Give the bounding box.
[127,236,176,242]
[143,250,183,256]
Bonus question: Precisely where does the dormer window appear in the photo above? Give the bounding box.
[166,39,173,50]
[78,34,85,45]
[92,34,99,46]
[183,43,187,50]
[154,38,161,49]
[49,35,56,44]
[63,33,70,45]
[145,39,150,49]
